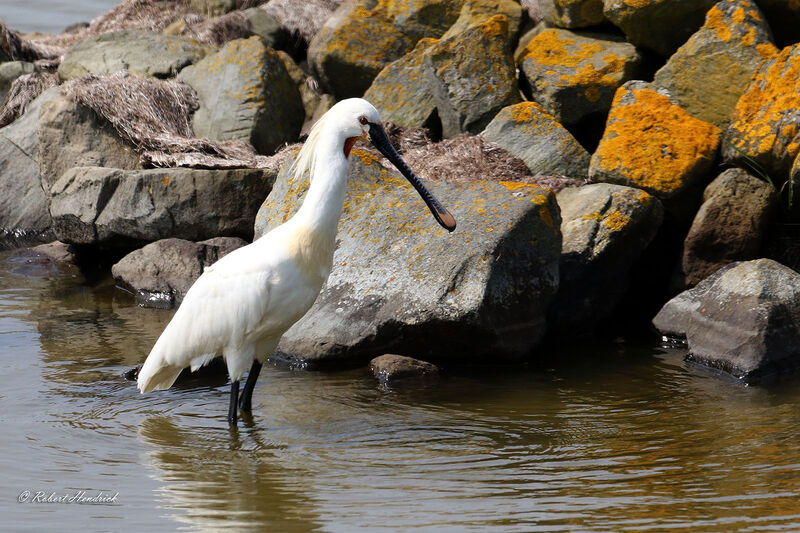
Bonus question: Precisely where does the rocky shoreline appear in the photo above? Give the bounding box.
[3,0,800,384]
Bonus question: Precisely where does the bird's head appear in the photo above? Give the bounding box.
[294,98,456,232]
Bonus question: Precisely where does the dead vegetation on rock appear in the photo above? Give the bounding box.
[261,0,343,43]
[0,71,58,127]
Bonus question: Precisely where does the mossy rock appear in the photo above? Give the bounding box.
[723,43,800,179]
[550,183,663,336]
[480,101,590,178]
[253,148,562,367]
[603,0,718,56]
[308,0,462,99]
[518,27,641,125]
[178,36,304,155]
[654,0,776,129]
[540,0,605,28]
[589,81,721,210]
[424,15,520,137]
[58,30,212,81]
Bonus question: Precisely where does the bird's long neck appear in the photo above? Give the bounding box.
[294,140,350,234]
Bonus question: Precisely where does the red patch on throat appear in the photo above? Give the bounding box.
[344,137,358,158]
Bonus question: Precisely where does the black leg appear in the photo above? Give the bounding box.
[239,360,263,412]
[227,380,240,425]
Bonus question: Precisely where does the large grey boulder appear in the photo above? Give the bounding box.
[49,166,276,248]
[680,168,778,288]
[112,236,247,308]
[549,183,663,335]
[58,30,212,81]
[177,36,304,155]
[653,0,775,129]
[254,149,562,368]
[0,87,60,247]
[480,101,590,178]
[424,15,520,137]
[37,96,141,191]
[653,259,800,382]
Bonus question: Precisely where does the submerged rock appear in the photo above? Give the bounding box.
[653,259,800,382]
[369,354,440,384]
[680,168,777,288]
[58,30,212,80]
[480,101,590,178]
[49,166,276,248]
[550,183,663,336]
[0,86,60,248]
[112,236,247,308]
[254,149,561,368]
[653,0,776,129]
[177,36,304,155]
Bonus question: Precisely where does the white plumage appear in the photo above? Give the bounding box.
[137,98,455,424]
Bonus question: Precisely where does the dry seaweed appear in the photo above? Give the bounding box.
[61,72,276,169]
[261,0,343,43]
[180,11,252,46]
[0,20,61,62]
[0,71,59,128]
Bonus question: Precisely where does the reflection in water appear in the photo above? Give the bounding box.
[2,250,800,531]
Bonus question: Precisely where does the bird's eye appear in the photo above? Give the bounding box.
[359,116,368,125]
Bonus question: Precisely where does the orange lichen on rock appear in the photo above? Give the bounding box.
[591,84,721,197]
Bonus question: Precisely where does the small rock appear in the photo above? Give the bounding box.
[0,61,34,104]
[589,81,721,216]
[653,0,776,129]
[723,43,800,179]
[441,0,523,45]
[255,149,561,368]
[370,354,440,384]
[178,36,304,155]
[653,259,800,382]
[58,29,212,81]
[49,166,276,248]
[112,236,247,308]
[603,0,718,56]
[37,96,141,192]
[680,168,778,287]
[424,15,520,137]
[517,27,642,126]
[480,101,590,178]
[29,241,79,264]
[540,0,605,28]
[549,183,663,335]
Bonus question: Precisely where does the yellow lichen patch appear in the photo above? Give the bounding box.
[602,209,630,231]
[499,180,537,191]
[595,86,721,195]
[756,43,778,58]
[507,101,549,123]
[523,30,602,68]
[706,5,732,42]
[161,177,170,186]
[623,0,653,7]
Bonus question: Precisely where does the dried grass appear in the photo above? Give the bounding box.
[0,71,58,127]
[261,0,343,43]
[180,11,251,46]
[61,72,275,169]
[0,20,61,62]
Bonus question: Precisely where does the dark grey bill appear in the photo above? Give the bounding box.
[368,122,456,232]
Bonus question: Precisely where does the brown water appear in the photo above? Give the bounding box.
[2,250,800,532]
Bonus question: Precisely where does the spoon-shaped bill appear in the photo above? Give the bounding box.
[367,123,456,232]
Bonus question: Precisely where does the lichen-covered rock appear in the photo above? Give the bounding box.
[424,15,520,137]
[177,36,303,155]
[653,259,800,382]
[441,0,523,44]
[253,149,561,368]
[653,0,776,129]
[0,61,34,104]
[308,0,462,99]
[540,0,605,28]
[37,96,141,192]
[549,183,663,335]
[112,236,247,308]
[0,87,60,248]
[480,101,590,178]
[369,354,440,384]
[49,166,276,248]
[363,38,439,128]
[722,43,800,179]
[58,30,212,81]
[517,27,641,125]
[603,0,718,56]
[680,168,777,287]
[589,81,722,204]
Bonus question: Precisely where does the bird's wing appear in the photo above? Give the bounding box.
[138,244,276,392]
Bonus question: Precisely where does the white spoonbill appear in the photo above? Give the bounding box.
[137,98,456,424]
